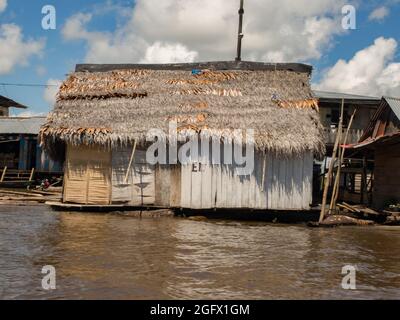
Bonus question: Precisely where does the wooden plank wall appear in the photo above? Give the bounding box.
[169,164,181,207]
[155,165,172,206]
[374,145,400,209]
[179,151,313,210]
[112,147,155,205]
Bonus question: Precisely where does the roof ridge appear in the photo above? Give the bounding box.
[75,61,313,74]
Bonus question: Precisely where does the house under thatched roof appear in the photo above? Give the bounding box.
[41,61,325,210]
[40,61,324,158]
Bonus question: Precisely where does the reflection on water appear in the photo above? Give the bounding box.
[0,205,399,300]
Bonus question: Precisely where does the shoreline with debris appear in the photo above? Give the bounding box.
[1,187,398,227]
[0,187,62,205]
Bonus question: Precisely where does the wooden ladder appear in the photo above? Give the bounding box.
[0,168,36,183]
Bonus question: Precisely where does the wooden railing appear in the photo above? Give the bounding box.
[0,167,35,183]
[324,128,364,145]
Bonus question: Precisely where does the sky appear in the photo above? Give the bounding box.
[0,0,399,116]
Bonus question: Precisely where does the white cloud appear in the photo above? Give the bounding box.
[0,0,6,13]
[315,37,400,97]
[62,0,349,63]
[62,12,147,63]
[140,42,198,64]
[369,6,390,21]
[36,65,47,76]
[62,13,94,41]
[43,79,62,106]
[0,24,45,74]
[14,111,47,118]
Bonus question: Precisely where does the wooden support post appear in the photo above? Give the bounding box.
[29,168,35,182]
[124,140,137,184]
[361,156,368,205]
[1,166,7,182]
[369,170,374,207]
[319,99,345,223]
[329,110,357,214]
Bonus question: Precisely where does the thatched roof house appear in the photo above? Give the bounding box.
[41,61,325,209]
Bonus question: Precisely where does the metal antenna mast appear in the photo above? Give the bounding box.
[235,0,245,62]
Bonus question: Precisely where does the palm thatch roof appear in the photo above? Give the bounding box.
[40,61,325,157]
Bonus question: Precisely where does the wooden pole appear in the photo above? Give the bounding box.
[319,99,345,223]
[1,166,7,182]
[124,140,137,184]
[361,156,368,205]
[329,110,357,213]
[29,168,35,182]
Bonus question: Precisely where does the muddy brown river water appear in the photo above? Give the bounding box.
[0,205,399,300]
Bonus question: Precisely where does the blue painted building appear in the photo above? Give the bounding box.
[0,117,63,173]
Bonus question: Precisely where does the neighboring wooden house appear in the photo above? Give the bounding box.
[0,117,63,172]
[313,90,380,148]
[40,61,325,210]
[312,91,381,204]
[0,95,28,116]
[351,97,400,209]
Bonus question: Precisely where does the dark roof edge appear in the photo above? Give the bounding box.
[0,95,28,109]
[75,61,313,74]
[317,98,381,105]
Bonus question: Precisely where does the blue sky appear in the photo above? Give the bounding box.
[0,0,399,116]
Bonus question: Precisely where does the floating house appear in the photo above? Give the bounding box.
[314,91,380,148]
[312,91,381,204]
[1,95,63,186]
[352,97,400,209]
[0,117,63,186]
[40,61,325,210]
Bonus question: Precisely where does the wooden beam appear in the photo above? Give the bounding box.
[1,166,7,182]
[124,140,137,184]
[75,61,313,74]
[319,99,344,223]
[329,109,357,213]
[29,168,35,182]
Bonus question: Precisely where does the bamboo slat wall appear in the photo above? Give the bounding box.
[63,144,111,205]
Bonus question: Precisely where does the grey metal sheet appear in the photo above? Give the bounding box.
[384,96,400,121]
[0,117,46,134]
[313,90,380,103]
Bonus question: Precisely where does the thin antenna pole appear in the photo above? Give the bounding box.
[235,0,244,62]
